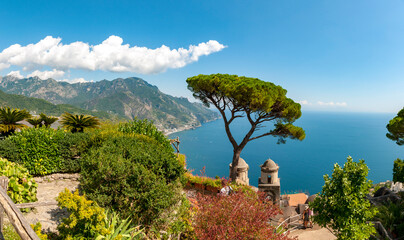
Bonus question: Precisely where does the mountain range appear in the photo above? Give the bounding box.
[0,76,219,131]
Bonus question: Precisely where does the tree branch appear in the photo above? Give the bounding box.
[208,95,238,149]
[238,110,258,149]
[248,131,275,141]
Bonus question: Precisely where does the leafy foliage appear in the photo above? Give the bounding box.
[31,222,49,240]
[310,156,377,240]
[0,127,90,175]
[193,191,291,240]
[187,74,305,180]
[40,113,58,127]
[118,118,170,147]
[0,107,31,137]
[96,210,144,240]
[57,189,144,240]
[60,112,100,133]
[374,197,404,238]
[0,158,37,204]
[386,107,404,145]
[56,131,92,173]
[4,127,64,175]
[393,158,404,183]
[27,113,58,128]
[27,117,43,128]
[57,189,110,240]
[80,133,185,227]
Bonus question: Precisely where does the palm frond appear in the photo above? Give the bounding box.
[0,107,31,136]
[60,112,100,133]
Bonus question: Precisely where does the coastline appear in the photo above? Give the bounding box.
[164,116,221,136]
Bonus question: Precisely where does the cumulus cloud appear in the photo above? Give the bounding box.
[6,70,24,79]
[317,101,347,107]
[0,36,226,74]
[27,69,65,79]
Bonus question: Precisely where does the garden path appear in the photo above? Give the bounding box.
[23,174,80,233]
[289,224,336,240]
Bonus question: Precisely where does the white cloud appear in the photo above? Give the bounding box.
[6,70,24,79]
[298,100,310,105]
[317,101,347,107]
[59,78,90,84]
[27,69,65,79]
[0,36,226,74]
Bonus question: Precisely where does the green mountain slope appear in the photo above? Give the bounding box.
[0,89,114,119]
[0,76,219,130]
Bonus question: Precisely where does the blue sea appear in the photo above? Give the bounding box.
[169,111,404,195]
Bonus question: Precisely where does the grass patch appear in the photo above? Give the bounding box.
[3,222,21,240]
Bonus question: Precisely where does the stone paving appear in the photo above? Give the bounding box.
[289,224,337,240]
[23,174,80,233]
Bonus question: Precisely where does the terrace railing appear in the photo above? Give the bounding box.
[0,176,40,240]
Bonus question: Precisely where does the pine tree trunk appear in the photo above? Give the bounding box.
[229,148,242,181]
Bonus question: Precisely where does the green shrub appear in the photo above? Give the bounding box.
[31,222,48,240]
[118,118,170,148]
[0,158,37,204]
[0,127,91,175]
[56,131,92,173]
[0,139,20,162]
[393,158,404,183]
[80,134,185,227]
[57,189,110,240]
[2,127,64,175]
[57,189,143,240]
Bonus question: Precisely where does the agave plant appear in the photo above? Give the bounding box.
[60,112,100,133]
[96,210,144,240]
[39,113,58,127]
[0,107,32,137]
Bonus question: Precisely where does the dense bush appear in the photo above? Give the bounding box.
[57,189,110,239]
[118,118,170,148]
[0,158,37,204]
[193,191,291,240]
[56,131,92,173]
[393,158,404,183]
[0,127,64,175]
[57,189,143,240]
[0,127,91,175]
[310,156,377,240]
[80,134,185,228]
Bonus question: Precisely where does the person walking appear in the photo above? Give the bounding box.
[303,206,310,229]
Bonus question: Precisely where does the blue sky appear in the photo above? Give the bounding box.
[0,0,403,113]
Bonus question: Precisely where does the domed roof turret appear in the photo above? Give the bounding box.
[238,157,248,168]
[261,158,279,171]
[229,157,249,169]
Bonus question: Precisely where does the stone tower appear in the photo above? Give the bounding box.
[258,158,280,204]
[229,157,249,185]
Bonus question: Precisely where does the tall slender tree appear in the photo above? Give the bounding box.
[0,107,32,137]
[187,74,305,181]
[60,112,100,133]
